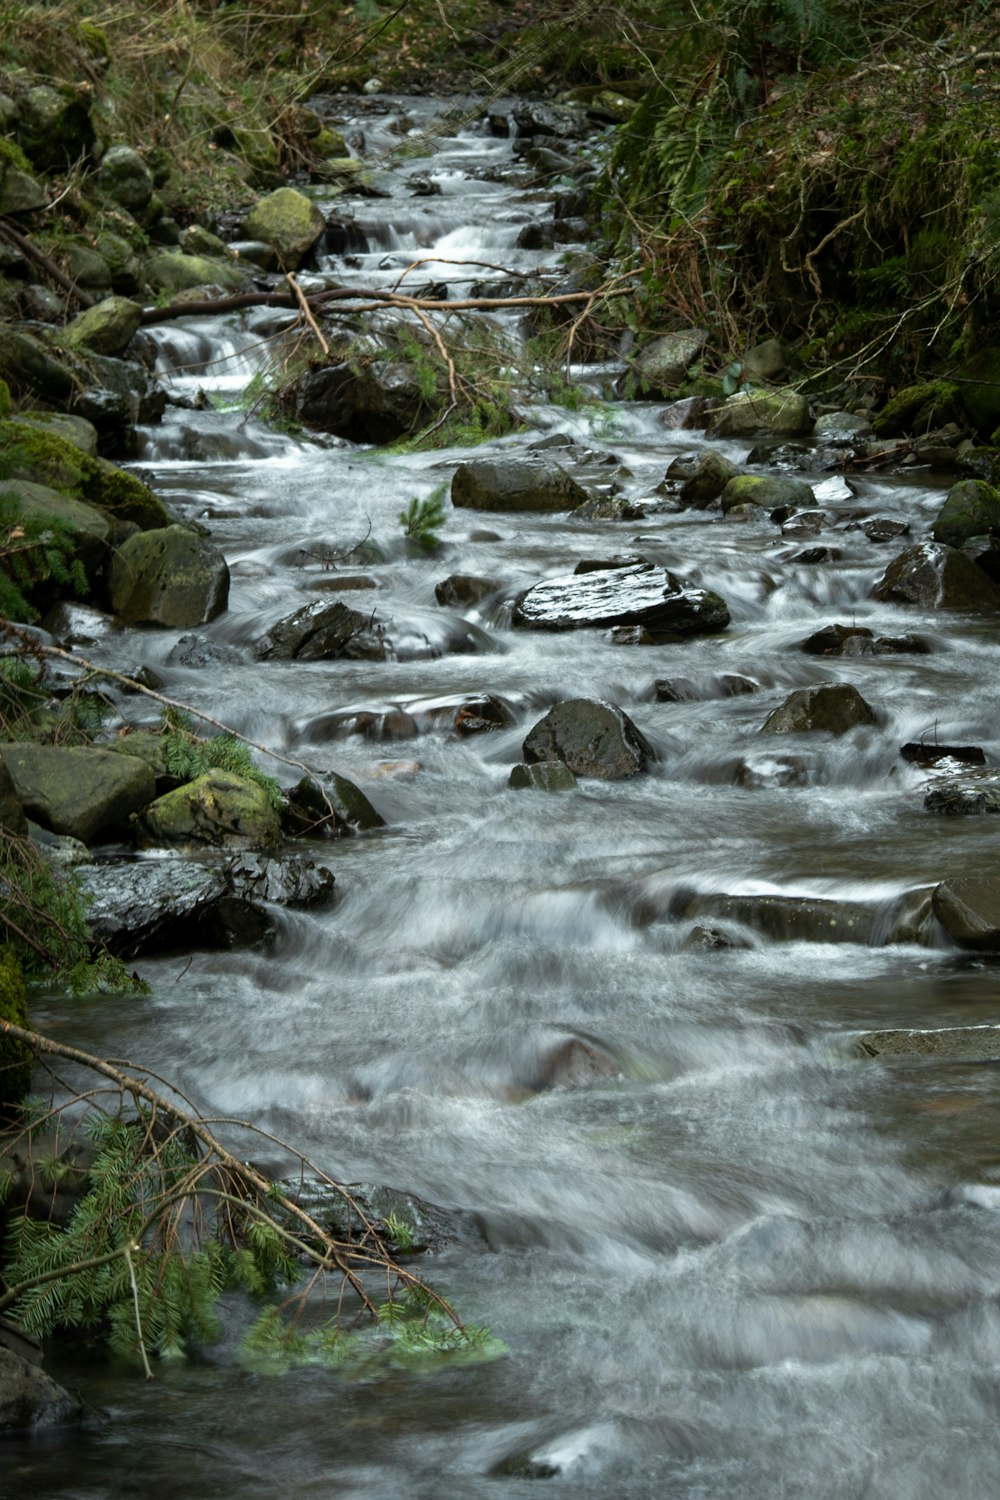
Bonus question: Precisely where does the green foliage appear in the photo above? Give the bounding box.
[0,944,32,1119]
[384,1210,415,1250]
[0,483,89,624]
[2,1110,295,1361]
[399,486,446,551]
[160,708,284,810]
[244,1287,506,1374]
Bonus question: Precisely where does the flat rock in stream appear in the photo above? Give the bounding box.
[523,699,653,779]
[512,562,730,636]
[451,456,589,513]
[79,853,335,958]
[857,1026,1000,1061]
[677,890,933,946]
[924,775,1000,814]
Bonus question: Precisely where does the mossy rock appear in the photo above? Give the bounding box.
[242,187,325,270]
[10,479,111,577]
[0,163,46,215]
[705,388,811,439]
[0,944,31,1121]
[719,474,814,514]
[143,251,246,295]
[108,524,230,627]
[871,381,965,438]
[17,84,95,172]
[137,769,282,852]
[2,419,175,529]
[63,296,143,357]
[0,743,155,844]
[0,326,79,404]
[932,479,1000,548]
[94,145,154,214]
[13,411,98,456]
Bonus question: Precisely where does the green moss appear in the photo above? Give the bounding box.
[0,943,31,1120]
[871,382,965,438]
[0,137,33,174]
[0,379,9,419]
[2,420,171,528]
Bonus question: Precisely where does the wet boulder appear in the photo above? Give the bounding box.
[14,481,111,579]
[254,599,384,661]
[522,699,653,779]
[0,744,155,844]
[679,889,931,945]
[508,761,578,792]
[871,542,1000,611]
[674,450,741,506]
[0,1347,82,1434]
[451,456,588,513]
[925,778,1000,815]
[720,473,814,514]
[290,358,433,443]
[512,562,730,637]
[857,1025,1000,1061]
[79,852,335,958]
[241,187,325,270]
[283,773,385,835]
[800,623,874,656]
[108,525,230,627]
[705,388,811,439]
[931,479,1000,549]
[520,1036,620,1090]
[760,684,877,735]
[0,325,79,404]
[932,877,1000,950]
[136,769,282,852]
[434,573,502,607]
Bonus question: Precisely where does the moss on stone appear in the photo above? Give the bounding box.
[871,382,965,438]
[2,419,174,528]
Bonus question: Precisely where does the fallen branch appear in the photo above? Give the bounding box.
[0,217,95,309]
[286,271,329,356]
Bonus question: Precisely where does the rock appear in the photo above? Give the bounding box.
[108,525,230,627]
[675,450,742,506]
[572,493,647,522]
[508,761,577,791]
[924,777,1000,815]
[77,352,167,429]
[0,743,155,844]
[931,479,1000,548]
[79,852,335,957]
[95,144,154,213]
[902,742,985,769]
[454,695,514,734]
[283,773,385,835]
[0,756,26,836]
[741,338,788,381]
[679,890,930,945]
[522,699,653,779]
[814,411,873,439]
[512,562,730,637]
[720,473,814,513]
[17,84,95,172]
[625,328,709,396]
[13,481,111,578]
[522,1037,620,1089]
[451,456,588,513]
[242,187,325,270]
[800,623,874,656]
[705,388,811,439]
[932,877,1000,950]
[0,324,78,403]
[291,359,433,443]
[684,924,753,951]
[760,684,877,735]
[957,349,1000,437]
[861,516,909,543]
[14,410,98,455]
[871,380,964,438]
[143,252,246,294]
[0,165,46,214]
[434,573,502,607]
[63,244,112,292]
[137,769,282,852]
[735,752,810,787]
[871,542,1000,611]
[858,1025,1000,1060]
[254,599,383,661]
[0,1347,82,1433]
[63,295,142,356]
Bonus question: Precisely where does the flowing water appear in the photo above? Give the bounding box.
[11,98,1000,1499]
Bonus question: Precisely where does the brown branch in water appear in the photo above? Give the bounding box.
[0,1020,460,1329]
[0,217,95,309]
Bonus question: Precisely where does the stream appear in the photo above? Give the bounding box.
[10,95,1000,1499]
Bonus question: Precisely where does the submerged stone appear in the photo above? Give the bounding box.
[508,760,578,792]
[512,562,730,636]
[932,876,1000,949]
[857,1025,1000,1060]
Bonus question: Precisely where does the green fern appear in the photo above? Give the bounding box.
[0,485,89,624]
[399,486,446,551]
[160,709,283,809]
